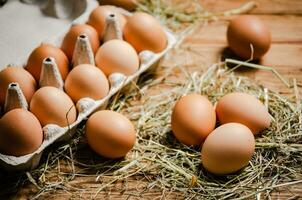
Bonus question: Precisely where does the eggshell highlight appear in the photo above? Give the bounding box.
[216,92,271,135]
[0,109,43,156]
[30,87,77,127]
[85,110,136,158]
[201,123,255,175]
[171,94,216,146]
[124,12,167,53]
[64,64,110,103]
[227,15,271,60]
[95,39,139,76]
[26,44,69,81]
[0,66,37,106]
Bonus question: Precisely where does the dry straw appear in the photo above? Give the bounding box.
[137,0,257,31]
[19,58,301,199]
[0,1,301,199]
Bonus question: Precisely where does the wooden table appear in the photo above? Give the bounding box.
[1,0,301,199]
[187,0,302,96]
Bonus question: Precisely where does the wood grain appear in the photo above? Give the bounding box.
[186,14,302,94]
[200,0,302,15]
[191,15,302,44]
[1,0,302,199]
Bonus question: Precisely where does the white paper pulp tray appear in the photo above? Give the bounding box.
[0,0,177,171]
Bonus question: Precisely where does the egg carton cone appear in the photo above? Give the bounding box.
[103,13,123,42]
[72,34,95,66]
[39,57,64,90]
[4,82,29,113]
[0,0,177,171]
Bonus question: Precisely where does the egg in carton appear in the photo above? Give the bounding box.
[0,0,176,170]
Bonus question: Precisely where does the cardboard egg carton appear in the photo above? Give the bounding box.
[0,0,176,171]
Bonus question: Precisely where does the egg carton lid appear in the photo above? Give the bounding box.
[0,0,97,68]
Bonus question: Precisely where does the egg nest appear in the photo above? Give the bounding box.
[1,1,301,199]
[2,57,301,199]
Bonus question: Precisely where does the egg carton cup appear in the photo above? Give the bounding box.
[0,0,177,171]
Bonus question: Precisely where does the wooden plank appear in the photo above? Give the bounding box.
[200,0,302,15]
[12,174,183,199]
[188,15,302,44]
[1,1,302,199]
[10,161,302,199]
[184,14,302,94]
[179,43,302,93]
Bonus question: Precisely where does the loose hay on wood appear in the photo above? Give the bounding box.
[0,1,301,199]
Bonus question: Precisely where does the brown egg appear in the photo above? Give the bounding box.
[227,15,271,60]
[85,110,136,158]
[87,6,127,40]
[124,12,167,53]
[64,64,110,103]
[61,24,100,60]
[30,86,77,127]
[0,66,37,106]
[201,123,255,175]
[216,92,271,135]
[0,109,43,156]
[95,39,139,76]
[171,94,216,146]
[26,44,69,81]
[100,0,137,11]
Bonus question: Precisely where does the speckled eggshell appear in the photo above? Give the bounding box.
[0,66,37,106]
[123,12,167,53]
[64,64,110,103]
[0,109,43,156]
[61,24,100,60]
[85,110,136,158]
[201,123,255,175]
[216,92,271,135]
[26,44,70,81]
[87,6,127,40]
[95,39,139,76]
[171,94,216,146]
[227,15,271,60]
[30,86,77,127]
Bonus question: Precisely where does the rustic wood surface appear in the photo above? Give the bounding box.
[1,0,302,199]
